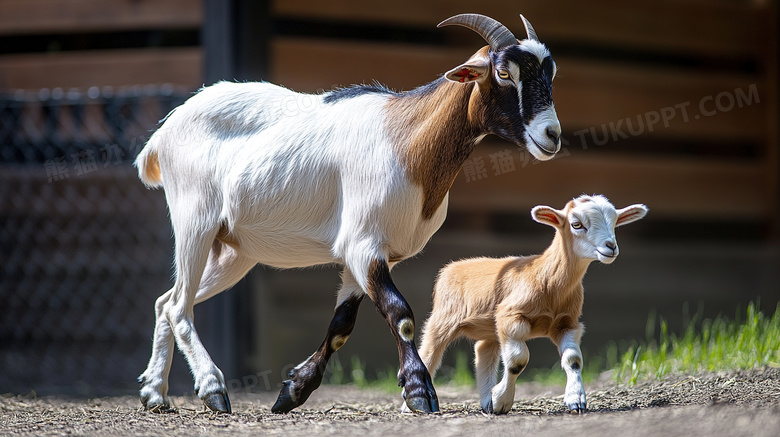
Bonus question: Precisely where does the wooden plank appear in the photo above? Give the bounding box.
[448,141,770,220]
[554,59,766,144]
[0,0,202,35]
[765,1,780,231]
[271,38,766,144]
[0,48,203,90]
[273,0,770,59]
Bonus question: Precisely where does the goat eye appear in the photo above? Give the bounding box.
[498,70,510,80]
[571,222,583,230]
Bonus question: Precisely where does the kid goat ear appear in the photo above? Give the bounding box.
[615,204,649,227]
[531,205,564,227]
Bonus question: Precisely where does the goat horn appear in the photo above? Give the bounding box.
[438,13,518,51]
[519,15,539,42]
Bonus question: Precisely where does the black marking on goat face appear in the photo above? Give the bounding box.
[483,47,555,146]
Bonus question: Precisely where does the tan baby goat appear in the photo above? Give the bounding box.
[417,194,647,414]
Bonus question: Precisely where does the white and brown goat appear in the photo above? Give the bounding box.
[134,13,562,415]
[417,195,647,414]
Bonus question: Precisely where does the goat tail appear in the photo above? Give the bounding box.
[134,139,163,188]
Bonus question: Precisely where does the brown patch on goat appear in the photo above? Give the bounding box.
[137,148,162,187]
[385,48,491,220]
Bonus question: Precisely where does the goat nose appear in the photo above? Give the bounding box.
[546,127,559,144]
[605,241,616,251]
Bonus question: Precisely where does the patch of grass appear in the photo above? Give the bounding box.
[438,349,476,387]
[613,300,780,385]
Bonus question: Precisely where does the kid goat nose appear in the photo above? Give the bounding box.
[605,241,616,251]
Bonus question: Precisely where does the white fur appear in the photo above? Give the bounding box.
[524,106,561,160]
[135,81,454,409]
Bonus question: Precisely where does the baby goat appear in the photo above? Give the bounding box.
[417,195,647,414]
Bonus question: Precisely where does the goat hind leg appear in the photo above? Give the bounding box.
[139,241,256,413]
[474,340,500,413]
[272,268,364,413]
[164,223,249,413]
[138,288,175,412]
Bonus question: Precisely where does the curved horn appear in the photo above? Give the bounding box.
[520,14,539,41]
[438,13,518,51]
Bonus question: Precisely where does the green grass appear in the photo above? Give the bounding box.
[613,300,780,385]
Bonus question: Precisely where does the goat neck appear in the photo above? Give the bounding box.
[385,77,486,220]
[531,228,591,295]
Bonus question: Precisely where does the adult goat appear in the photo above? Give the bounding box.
[135,13,562,414]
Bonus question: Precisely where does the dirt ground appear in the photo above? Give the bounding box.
[3,367,779,437]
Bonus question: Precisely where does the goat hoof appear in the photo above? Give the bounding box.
[567,404,586,414]
[481,399,494,414]
[272,380,300,414]
[203,391,232,414]
[144,403,175,414]
[404,396,436,414]
[140,397,173,413]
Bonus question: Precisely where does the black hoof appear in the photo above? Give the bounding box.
[568,406,586,415]
[203,391,232,414]
[404,396,437,414]
[272,380,300,414]
[399,366,439,414]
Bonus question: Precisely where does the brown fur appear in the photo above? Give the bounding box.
[136,147,162,187]
[385,48,492,220]
[418,200,588,377]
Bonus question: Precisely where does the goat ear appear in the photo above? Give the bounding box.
[616,204,648,227]
[531,206,564,228]
[444,60,489,83]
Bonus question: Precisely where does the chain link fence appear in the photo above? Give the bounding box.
[0,86,193,396]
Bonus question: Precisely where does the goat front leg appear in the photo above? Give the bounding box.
[488,338,529,414]
[557,324,586,414]
[367,260,439,413]
[272,270,363,413]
